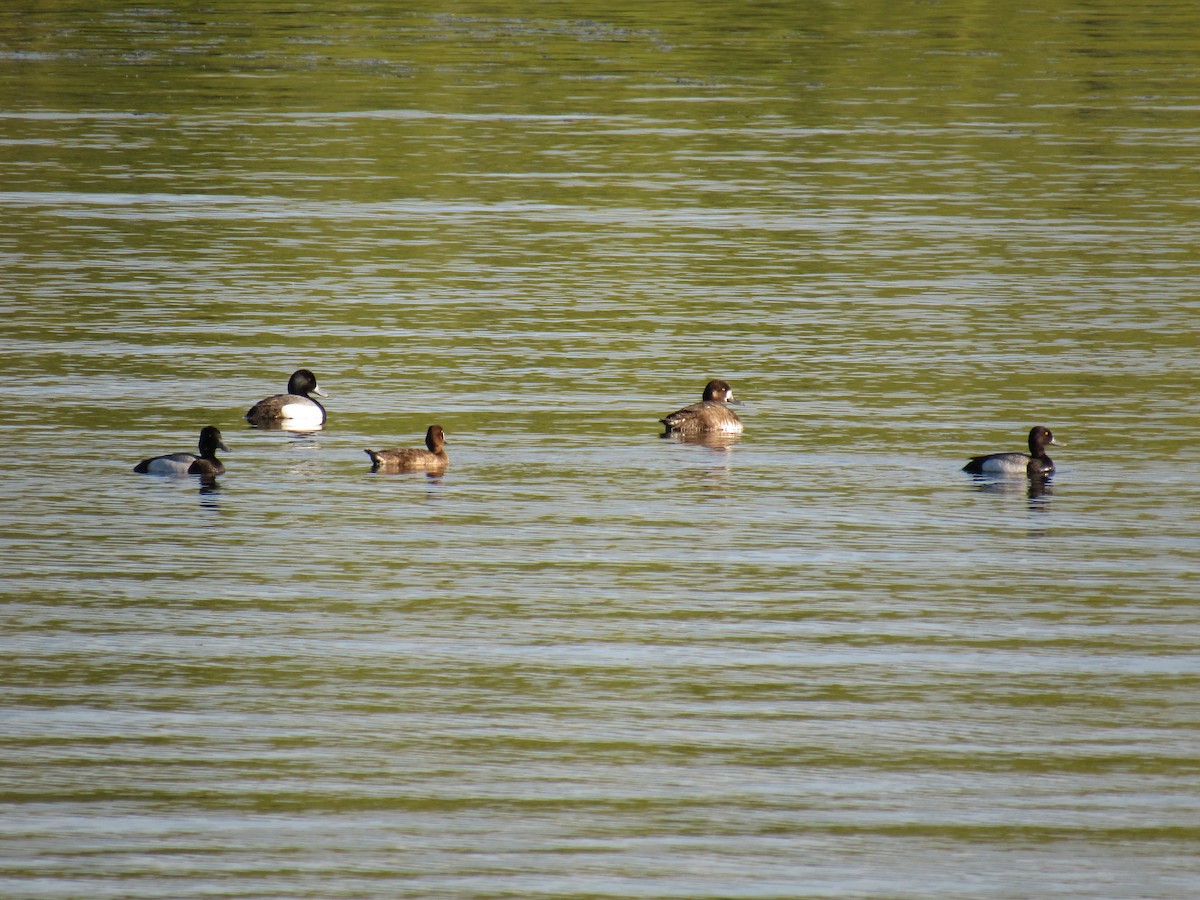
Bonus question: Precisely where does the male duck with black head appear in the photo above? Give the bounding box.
[134,425,229,476]
[963,426,1061,478]
[365,425,449,474]
[246,368,328,430]
[661,379,743,439]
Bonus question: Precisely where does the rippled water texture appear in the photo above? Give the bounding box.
[2,3,1200,897]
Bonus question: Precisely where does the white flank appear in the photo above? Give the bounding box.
[278,400,324,429]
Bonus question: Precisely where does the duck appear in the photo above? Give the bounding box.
[661,379,743,436]
[134,425,229,476]
[365,425,448,473]
[245,369,327,429]
[963,426,1060,477]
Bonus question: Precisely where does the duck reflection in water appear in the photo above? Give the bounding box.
[972,474,1053,503]
[662,430,741,450]
[197,474,225,512]
[661,434,737,497]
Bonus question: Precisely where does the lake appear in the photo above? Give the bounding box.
[2,2,1199,897]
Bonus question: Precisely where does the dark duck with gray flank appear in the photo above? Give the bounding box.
[134,425,229,476]
[963,426,1059,477]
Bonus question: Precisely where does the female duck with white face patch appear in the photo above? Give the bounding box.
[660,379,743,436]
[134,425,229,476]
[245,369,328,430]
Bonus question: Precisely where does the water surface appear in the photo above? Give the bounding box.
[2,3,1199,897]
